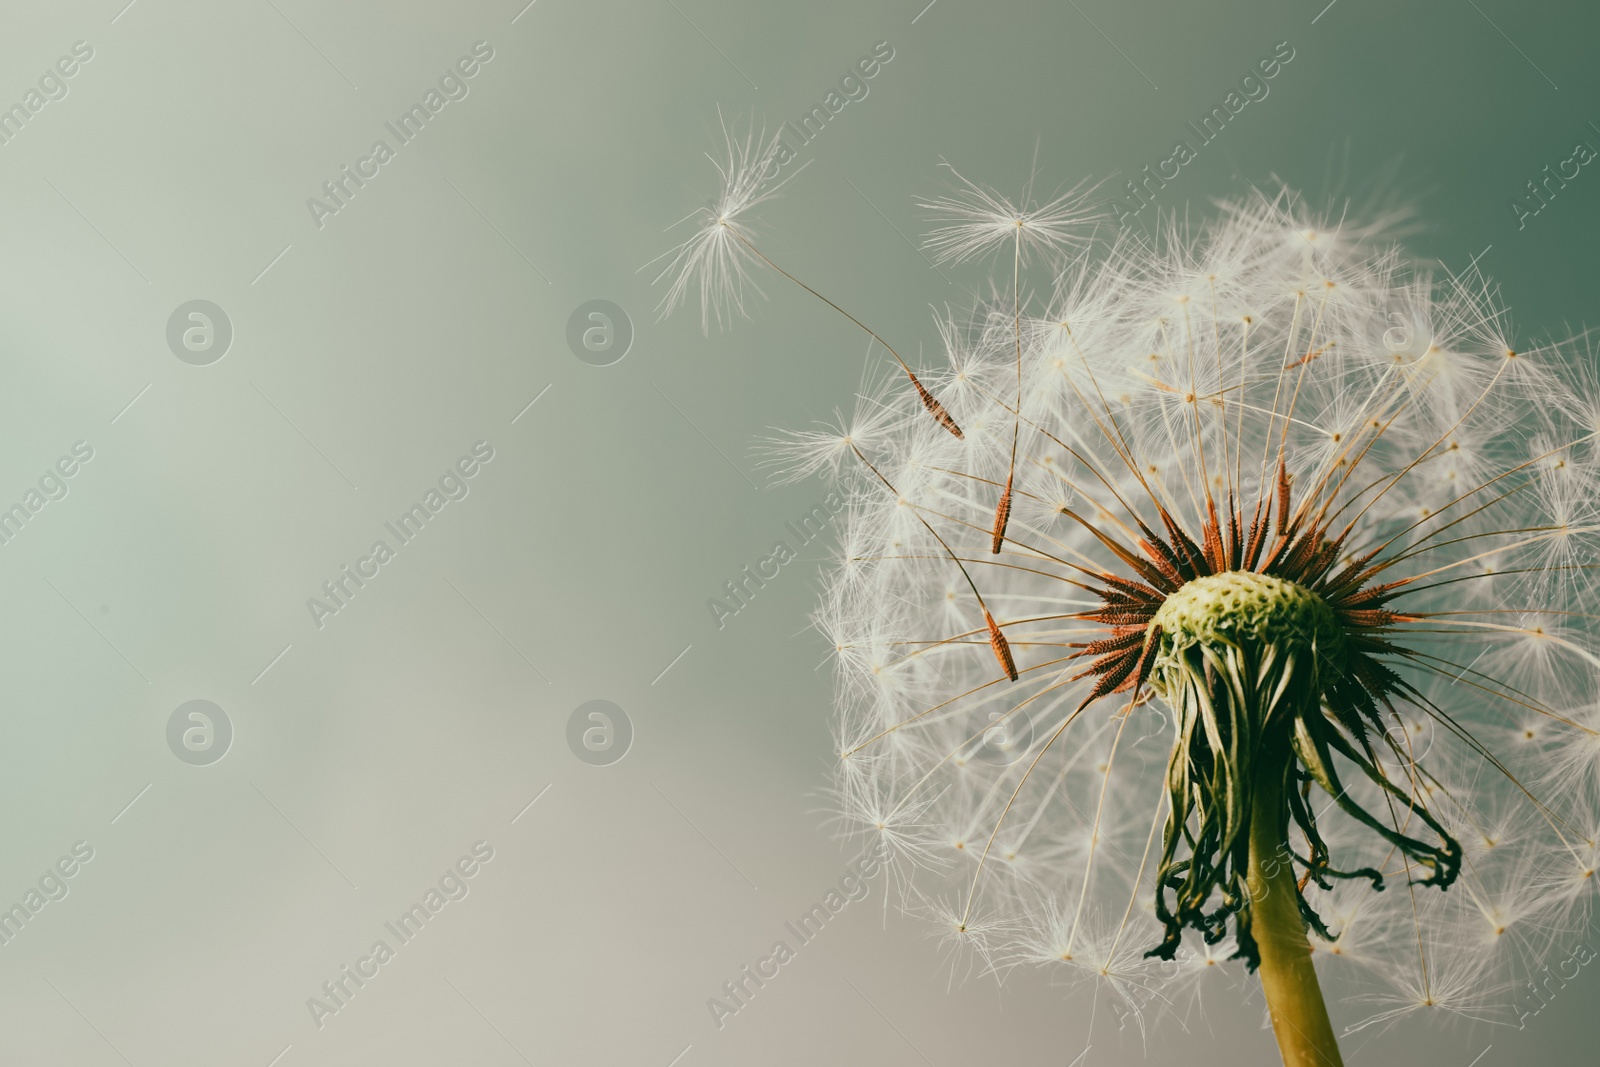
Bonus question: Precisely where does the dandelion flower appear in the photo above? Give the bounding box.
[653,121,1600,1060]
[776,189,1600,1065]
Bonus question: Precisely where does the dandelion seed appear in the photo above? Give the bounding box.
[985,608,1019,682]
[919,161,1099,266]
[648,111,793,332]
[919,163,1102,559]
[652,114,964,437]
[991,473,1013,554]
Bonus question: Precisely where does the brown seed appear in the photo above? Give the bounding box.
[1201,511,1225,573]
[1276,459,1293,532]
[991,474,1013,554]
[985,609,1019,682]
[909,372,963,438]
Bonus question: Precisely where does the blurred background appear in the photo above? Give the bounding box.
[0,1,1594,1064]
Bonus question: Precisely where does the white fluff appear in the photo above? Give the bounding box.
[656,133,1600,1036]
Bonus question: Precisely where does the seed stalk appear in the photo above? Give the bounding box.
[1248,771,1344,1067]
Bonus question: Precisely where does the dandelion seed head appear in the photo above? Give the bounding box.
[779,187,1600,1031]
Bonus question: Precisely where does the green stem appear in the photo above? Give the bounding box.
[1247,773,1345,1067]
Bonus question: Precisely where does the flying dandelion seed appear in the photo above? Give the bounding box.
[649,115,976,439]
[657,145,1600,1067]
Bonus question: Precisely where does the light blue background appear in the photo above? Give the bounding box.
[0,1,1593,1064]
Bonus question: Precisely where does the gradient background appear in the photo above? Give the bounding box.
[0,1,1594,1064]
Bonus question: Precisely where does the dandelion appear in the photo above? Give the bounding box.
[658,140,1600,1064]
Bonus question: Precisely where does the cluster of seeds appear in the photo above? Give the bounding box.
[656,125,1600,1036]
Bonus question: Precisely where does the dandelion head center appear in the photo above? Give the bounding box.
[1149,571,1343,672]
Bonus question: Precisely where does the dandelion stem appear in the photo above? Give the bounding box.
[1248,772,1345,1067]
